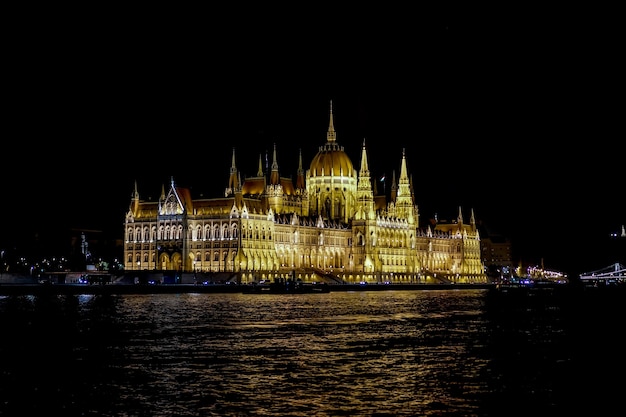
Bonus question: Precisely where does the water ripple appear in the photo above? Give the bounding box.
[4,288,619,416]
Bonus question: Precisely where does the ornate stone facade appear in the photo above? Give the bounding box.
[124,103,487,284]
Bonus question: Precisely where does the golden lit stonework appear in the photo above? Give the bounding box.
[124,102,488,285]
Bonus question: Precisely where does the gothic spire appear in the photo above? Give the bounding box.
[296,148,306,190]
[269,143,280,185]
[359,138,369,176]
[326,100,336,143]
[257,153,264,177]
[227,147,239,194]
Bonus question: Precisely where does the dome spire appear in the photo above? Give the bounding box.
[326,100,336,143]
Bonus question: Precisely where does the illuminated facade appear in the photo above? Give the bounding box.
[123,103,487,284]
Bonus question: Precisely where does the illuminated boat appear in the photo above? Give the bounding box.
[246,279,330,294]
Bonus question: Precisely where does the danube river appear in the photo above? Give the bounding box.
[0,287,624,416]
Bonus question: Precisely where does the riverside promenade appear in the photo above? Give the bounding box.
[0,272,497,295]
[0,282,496,296]
[0,274,495,296]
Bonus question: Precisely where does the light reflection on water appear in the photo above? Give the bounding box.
[1,288,621,416]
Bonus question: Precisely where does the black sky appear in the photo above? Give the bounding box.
[3,9,624,278]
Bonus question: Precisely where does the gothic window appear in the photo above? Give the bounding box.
[128,229,134,241]
[166,197,177,215]
[143,253,148,262]
[205,252,210,262]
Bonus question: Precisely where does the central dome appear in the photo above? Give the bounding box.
[309,101,354,178]
[309,141,354,178]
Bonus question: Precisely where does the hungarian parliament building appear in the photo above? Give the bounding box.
[123,103,487,285]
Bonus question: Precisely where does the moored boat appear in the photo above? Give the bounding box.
[245,278,330,294]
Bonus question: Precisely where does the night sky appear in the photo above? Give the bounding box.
[3,9,623,279]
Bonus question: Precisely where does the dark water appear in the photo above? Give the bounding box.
[0,288,624,416]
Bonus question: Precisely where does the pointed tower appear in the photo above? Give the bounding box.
[226,148,240,197]
[269,143,280,186]
[257,154,264,177]
[159,182,166,208]
[355,139,375,220]
[266,143,285,214]
[394,149,417,224]
[296,148,310,216]
[131,180,140,215]
[351,138,379,276]
[295,149,306,192]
